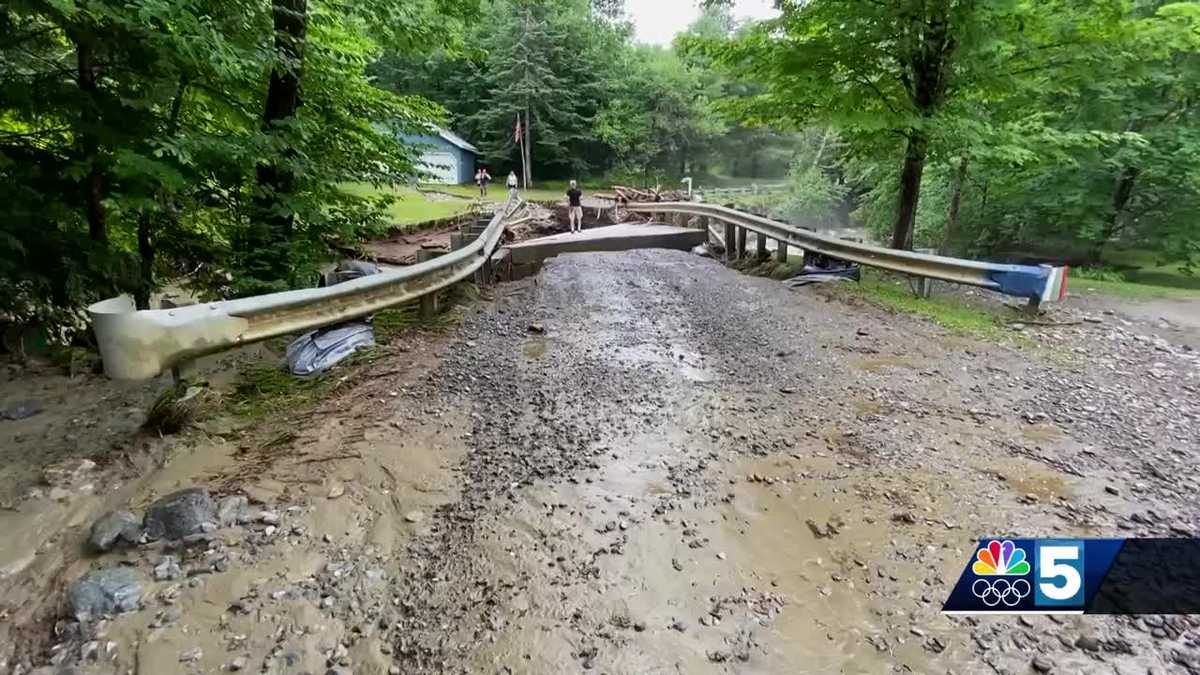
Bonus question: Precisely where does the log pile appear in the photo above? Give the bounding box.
[609,185,688,204]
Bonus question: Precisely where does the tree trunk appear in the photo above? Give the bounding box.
[942,154,969,254]
[1090,165,1139,264]
[135,78,188,310]
[75,39,106,242]
[135,211,154,310]
[891,133,928,250]
[248,0,307,289]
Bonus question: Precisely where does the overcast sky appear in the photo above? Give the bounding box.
[627,0,779,46]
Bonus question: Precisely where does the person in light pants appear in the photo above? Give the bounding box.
[567,180,583,233]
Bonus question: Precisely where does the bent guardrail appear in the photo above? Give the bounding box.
[90,197,529,380]
[627,202,1069,304]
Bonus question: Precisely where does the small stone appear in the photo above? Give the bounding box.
[1,400,42,420]
[404,511,425,524]
[527,323,545,334]
[258,511,280,525]
[327,482,346,499]
[1075,635,1101,652]
[179,647,202,663]
[230,656,248,671]
[154,556,182,581]
[633,621,646,632]
[88,510,142,552]
[1032,655,1054,673]
[1104,486,1119,496]
[670,620,687,632]
[69,567,142,619]
[716,552,727,561]
[143,488,216,540]
[216,496,250,526]
[778,386,797,395]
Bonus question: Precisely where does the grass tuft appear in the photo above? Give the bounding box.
[837,271,1014,339]
[145,383,220,434]
[227,364,328,419]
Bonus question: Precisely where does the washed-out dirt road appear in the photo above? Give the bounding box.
[3,248,1198,674]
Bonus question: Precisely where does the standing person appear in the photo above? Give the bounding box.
[476,167,491,197]
[567,180,583,233]
[507,171,519,199]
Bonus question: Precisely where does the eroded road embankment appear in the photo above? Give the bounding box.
[9,249,1197,675]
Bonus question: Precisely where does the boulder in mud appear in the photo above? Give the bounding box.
[216,495,251,527]
[88,510,142,552]
[69,567,142,619]
[143,488,216,540]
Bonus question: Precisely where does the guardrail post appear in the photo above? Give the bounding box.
[417,249,439,318]
[698,215,709,232]
[736,226,747,259]
[755,231,767,260]
[776,241,788,263]
[449,233,465,251]
[723,221,737,262]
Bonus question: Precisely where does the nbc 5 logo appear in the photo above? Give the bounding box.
[1034,540,1085,607]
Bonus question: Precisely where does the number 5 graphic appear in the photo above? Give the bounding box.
[1036,541,1085,607]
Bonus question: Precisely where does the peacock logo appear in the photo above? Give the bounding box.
[972,540,1031,576]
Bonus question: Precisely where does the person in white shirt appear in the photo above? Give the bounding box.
[507,171,519,199]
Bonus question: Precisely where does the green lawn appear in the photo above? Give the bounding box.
[1073,246,1200,299]
[427,183,568,203]
[341,183,474,226]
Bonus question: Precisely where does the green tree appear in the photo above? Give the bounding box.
[595,46,724,183]
[1,0,474,331]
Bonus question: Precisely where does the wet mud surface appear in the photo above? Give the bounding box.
[3,249,1198,674]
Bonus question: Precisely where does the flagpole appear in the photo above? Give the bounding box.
[522,111,531,189]
[516,113,527,191]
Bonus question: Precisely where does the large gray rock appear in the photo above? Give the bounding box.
[87,510,141,552]
[216,495,251,527]
[142,488,216,540]
[69,567,142,619]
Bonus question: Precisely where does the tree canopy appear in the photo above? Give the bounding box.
[3,0,1197,345]
[700,0,1200,266]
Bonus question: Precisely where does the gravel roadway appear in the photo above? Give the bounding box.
[373,249,1199,674]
